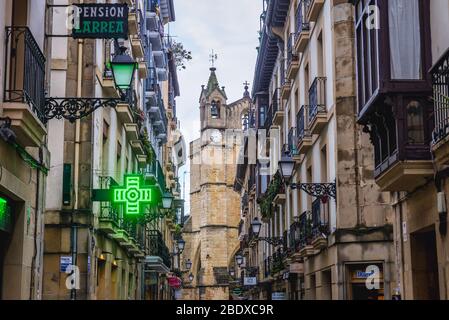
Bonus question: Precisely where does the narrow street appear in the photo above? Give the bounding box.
[0,0,448,304]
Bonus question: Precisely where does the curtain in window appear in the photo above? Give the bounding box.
[388,0,421,80]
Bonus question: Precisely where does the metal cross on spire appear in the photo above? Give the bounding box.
[209,50,218,68]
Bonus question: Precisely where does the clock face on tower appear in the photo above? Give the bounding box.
[210,129,222,143]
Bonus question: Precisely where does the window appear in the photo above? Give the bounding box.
[354,0,431,115]
[211,100,220,119]
[241,111,249,130]
[388,0,421,80]
[406,100,425,144]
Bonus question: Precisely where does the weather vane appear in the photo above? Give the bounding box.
[209,50,218,68]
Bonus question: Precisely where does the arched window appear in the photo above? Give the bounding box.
[241,111,249,130]
[211,100,220,119]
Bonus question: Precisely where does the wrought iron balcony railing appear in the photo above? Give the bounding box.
[308,77,327,123]
[298,210,313,249]
[296,105,311,142]
[287,33,298,68]
[289,219,300,250]
[296,1,310,36]
[311,198,329,239]
[431,49,449,144]
[271,88,280,115]
[147,229,171,268]
[241,192,249,215]
[264,256,271,278]
[282,230,289,252]
[288,127,299,156]
[3,27,46,123]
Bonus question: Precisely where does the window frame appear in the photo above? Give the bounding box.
[354,0,432,119]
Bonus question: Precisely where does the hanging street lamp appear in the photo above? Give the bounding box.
[235,253,244,266]
[278,151,337,201]
[161,191,174,209]
[44,45,137,123]
[110,46,138,98]
[250,217,283,246]
[185,259,192,270]
[177,238,186,254]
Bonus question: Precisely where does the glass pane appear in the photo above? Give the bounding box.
[406,100,425,144]
[388,0,422,80]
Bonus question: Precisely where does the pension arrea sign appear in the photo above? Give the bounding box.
[72,3,129,39]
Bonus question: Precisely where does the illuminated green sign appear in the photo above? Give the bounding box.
[0,197,12,232]
[112,175,153,216]
[0,197,7,216]
[72,4,129,39]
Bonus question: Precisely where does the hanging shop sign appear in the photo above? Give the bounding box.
[72,3,129,39]
[243,277,257,286]
[271,292,286,300]
[168,276,182,288]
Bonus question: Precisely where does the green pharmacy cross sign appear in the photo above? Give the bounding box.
[112,175,153,216]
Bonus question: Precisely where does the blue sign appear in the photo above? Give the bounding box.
[60,256,72,272]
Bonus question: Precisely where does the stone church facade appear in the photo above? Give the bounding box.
[181,67,252,300]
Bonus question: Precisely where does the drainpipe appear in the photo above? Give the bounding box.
[29,147,43,299]
[71,12,84,299]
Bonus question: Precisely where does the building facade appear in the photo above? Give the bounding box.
[349,0,449,300]
[0,0,48,300]
[0,0,186,300]
[181,68,252,300]
[235,0,396,300]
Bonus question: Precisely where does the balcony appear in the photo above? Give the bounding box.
[98,205,120,234]
[263,103,273,129]
[147,90,168,138]
[124,123,139,141]
[271,88,284,126]
[145,229,171,273]
[112,220,131,246]
[298,211,314,257]
[432,49,449,165]
[288,127,301,161]
[130,9,145,59]
[311,199,329,251]
[116,102,134,124]
[294,1,310,53]
[263,257,272,279]
[128,10,138,35]
[296,106,313,154]
[2,27,47,147]
[131,140,145,155]
[286,33,299,80]
[305,0,324,22]
[280,61,291,100]
[142,159,166,195]
[241,192,249,217]
[308,77,327,134]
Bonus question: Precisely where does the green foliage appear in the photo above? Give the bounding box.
[259,173,283,220]
[171,40,192,71]
[140,128,155,164]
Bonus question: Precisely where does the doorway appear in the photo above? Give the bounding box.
[410,227,440,300]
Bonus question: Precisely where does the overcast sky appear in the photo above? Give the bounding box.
[170,0,262,216]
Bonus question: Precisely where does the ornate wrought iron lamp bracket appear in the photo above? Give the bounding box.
[43,97,122,123]
[255,237,283,246]
[290,182,336,200]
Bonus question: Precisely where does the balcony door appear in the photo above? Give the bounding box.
[7,0,28,95]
